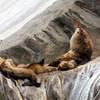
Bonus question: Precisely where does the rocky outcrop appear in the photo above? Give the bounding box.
[0,0,100,65]
[0,0,100,64]
[0,0,100,100]
[0,57,100,100]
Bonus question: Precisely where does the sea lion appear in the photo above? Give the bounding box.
[0,25,93,85]
[49,27,93,70]
[0,58,40,87]
[0,58,57,87]
[58,60,77,71]
[17,59,58,74]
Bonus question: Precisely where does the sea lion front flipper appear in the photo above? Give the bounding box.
[44,66,58,72]
[58,60,77,71]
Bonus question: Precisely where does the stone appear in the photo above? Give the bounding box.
[0,0,100,100]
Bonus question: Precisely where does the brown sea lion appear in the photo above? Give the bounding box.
[58,60,77,71]
[17,59,58,74]
[0,58,57,87]
[49,27,93,70]
[70,28,93,60]
[0,58,40,87]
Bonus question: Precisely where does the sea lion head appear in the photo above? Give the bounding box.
[75,28,85,35]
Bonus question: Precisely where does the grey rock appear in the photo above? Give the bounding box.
[0,0,100,100]
[0,0,100,65]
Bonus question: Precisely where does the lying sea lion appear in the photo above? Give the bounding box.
[0,58,40,87]
[0,58,57,87]
[17,59,57,74]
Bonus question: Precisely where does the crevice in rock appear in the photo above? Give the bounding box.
[58,75,66,100]
[42,30,57,46]
[14,81,24,100]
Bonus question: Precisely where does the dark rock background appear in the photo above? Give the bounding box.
[0,0,100,100]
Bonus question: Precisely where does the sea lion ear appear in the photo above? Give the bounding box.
[39,59,44,65]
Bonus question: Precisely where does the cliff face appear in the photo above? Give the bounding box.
[0,0,100,100]
[0,0,100,65]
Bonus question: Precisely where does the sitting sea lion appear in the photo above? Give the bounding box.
[49,27,93,70]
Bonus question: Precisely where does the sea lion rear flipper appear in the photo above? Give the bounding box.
[22,81,41,87]
[48,61,60,67]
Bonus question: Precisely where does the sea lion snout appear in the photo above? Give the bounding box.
[79,28,83,33]
[76,28,83,34]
